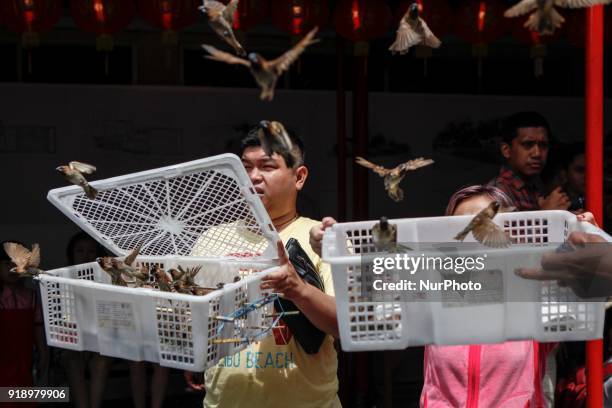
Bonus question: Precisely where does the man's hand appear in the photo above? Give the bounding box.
[184,371,205,392]
[576,211,598,227]
[309,217,337,257]
[538,187,571,210]
[261,241,308,301]
[515,232,612,298]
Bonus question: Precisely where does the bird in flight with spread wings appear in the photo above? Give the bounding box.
[355,156,434,202]
[201,27,319,101]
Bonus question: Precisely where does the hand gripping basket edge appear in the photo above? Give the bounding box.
[322,210,612,351]
[46,153,280,260]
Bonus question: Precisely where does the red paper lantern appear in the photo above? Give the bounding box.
[0,0,62,49]
[232,0,269,32]
[454,0,507,44]
[394,0,452,40]
[138,0,199,45]
[271,0,329,36]
[71,0,136,52]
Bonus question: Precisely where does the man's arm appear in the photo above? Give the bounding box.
[261,241,339,338]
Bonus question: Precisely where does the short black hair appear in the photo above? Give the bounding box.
[500,111,552,145]
[240,125,306,168]
[66,231,108,264]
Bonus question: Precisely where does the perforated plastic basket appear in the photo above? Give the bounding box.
[47,154,278,259]
[39,257,278,371]
[322,210,612,352]
[41,154,282,368]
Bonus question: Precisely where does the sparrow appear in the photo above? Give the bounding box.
[201,26,319,101]
[355,156,435,202]
[153,265,174,292]
[389,3,441,55]
[191,286,216,296]
[2,242,43,276]
[372,217,411,252]
[56,161,98,199]
[504,0,611,36]
[257,120,300,168]
[199,0,246,56]
[109,244,142,276]
[96,256,128,286]
[454,201,512,248]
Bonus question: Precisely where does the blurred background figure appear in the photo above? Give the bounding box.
[0,240,48,408]
[62,231,113,408]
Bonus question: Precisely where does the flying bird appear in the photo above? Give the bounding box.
[355,156,434,202]
[201,26,319,101]
[454,201,512,248]
[2,242,42,276]
[389,2,441,55]
[372,217,411,253]
[199,0,246,56]
[56,161,98,199]
[257,120,301,168]
[504,0,611,36]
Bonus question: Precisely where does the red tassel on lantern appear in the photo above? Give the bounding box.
[138,0,199,46]
[271,0,328,36]
[71,0,135,52]
[0,0,62,73]
[0,0,61,50]
[509,14,562,78]
[454,0,507,78]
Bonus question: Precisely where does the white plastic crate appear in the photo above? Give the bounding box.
[39,257,278,371]
[41,154,282,368]
[322,210,612,351]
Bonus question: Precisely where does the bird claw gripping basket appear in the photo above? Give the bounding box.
[322,211,612,352]
[41,154,281,371]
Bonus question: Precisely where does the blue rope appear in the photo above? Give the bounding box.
[213,293,288,345]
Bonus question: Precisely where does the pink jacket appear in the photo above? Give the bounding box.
[421,341,555,408]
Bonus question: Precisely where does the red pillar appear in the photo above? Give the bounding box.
[585,5,605,408]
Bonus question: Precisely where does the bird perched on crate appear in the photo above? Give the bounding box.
[2,242,44,277]
[389,2,441,55]
[56,161,98,199]
[372,217,411,252]
[257,121,301,168]
[504,0,611,36]
[355,156,434,202]
[454,201,513,248]
[199,0,246,57]
[201,27,319,101]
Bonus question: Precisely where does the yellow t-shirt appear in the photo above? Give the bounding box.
[203,217,340,408]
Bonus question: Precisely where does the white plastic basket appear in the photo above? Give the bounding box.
[47,153,278,259]
[39,257,278,371]
[322,210,612,352]
[41,154,282,368]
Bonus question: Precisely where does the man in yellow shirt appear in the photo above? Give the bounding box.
[202,125,341,408]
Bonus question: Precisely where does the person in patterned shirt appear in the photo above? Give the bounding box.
[489,111,571,211]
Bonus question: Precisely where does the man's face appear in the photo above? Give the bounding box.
[241,146,305,217]
[566,154,585,196]
[502,127,549,178]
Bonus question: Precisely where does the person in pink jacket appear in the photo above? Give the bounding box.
[421,185,555,408]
